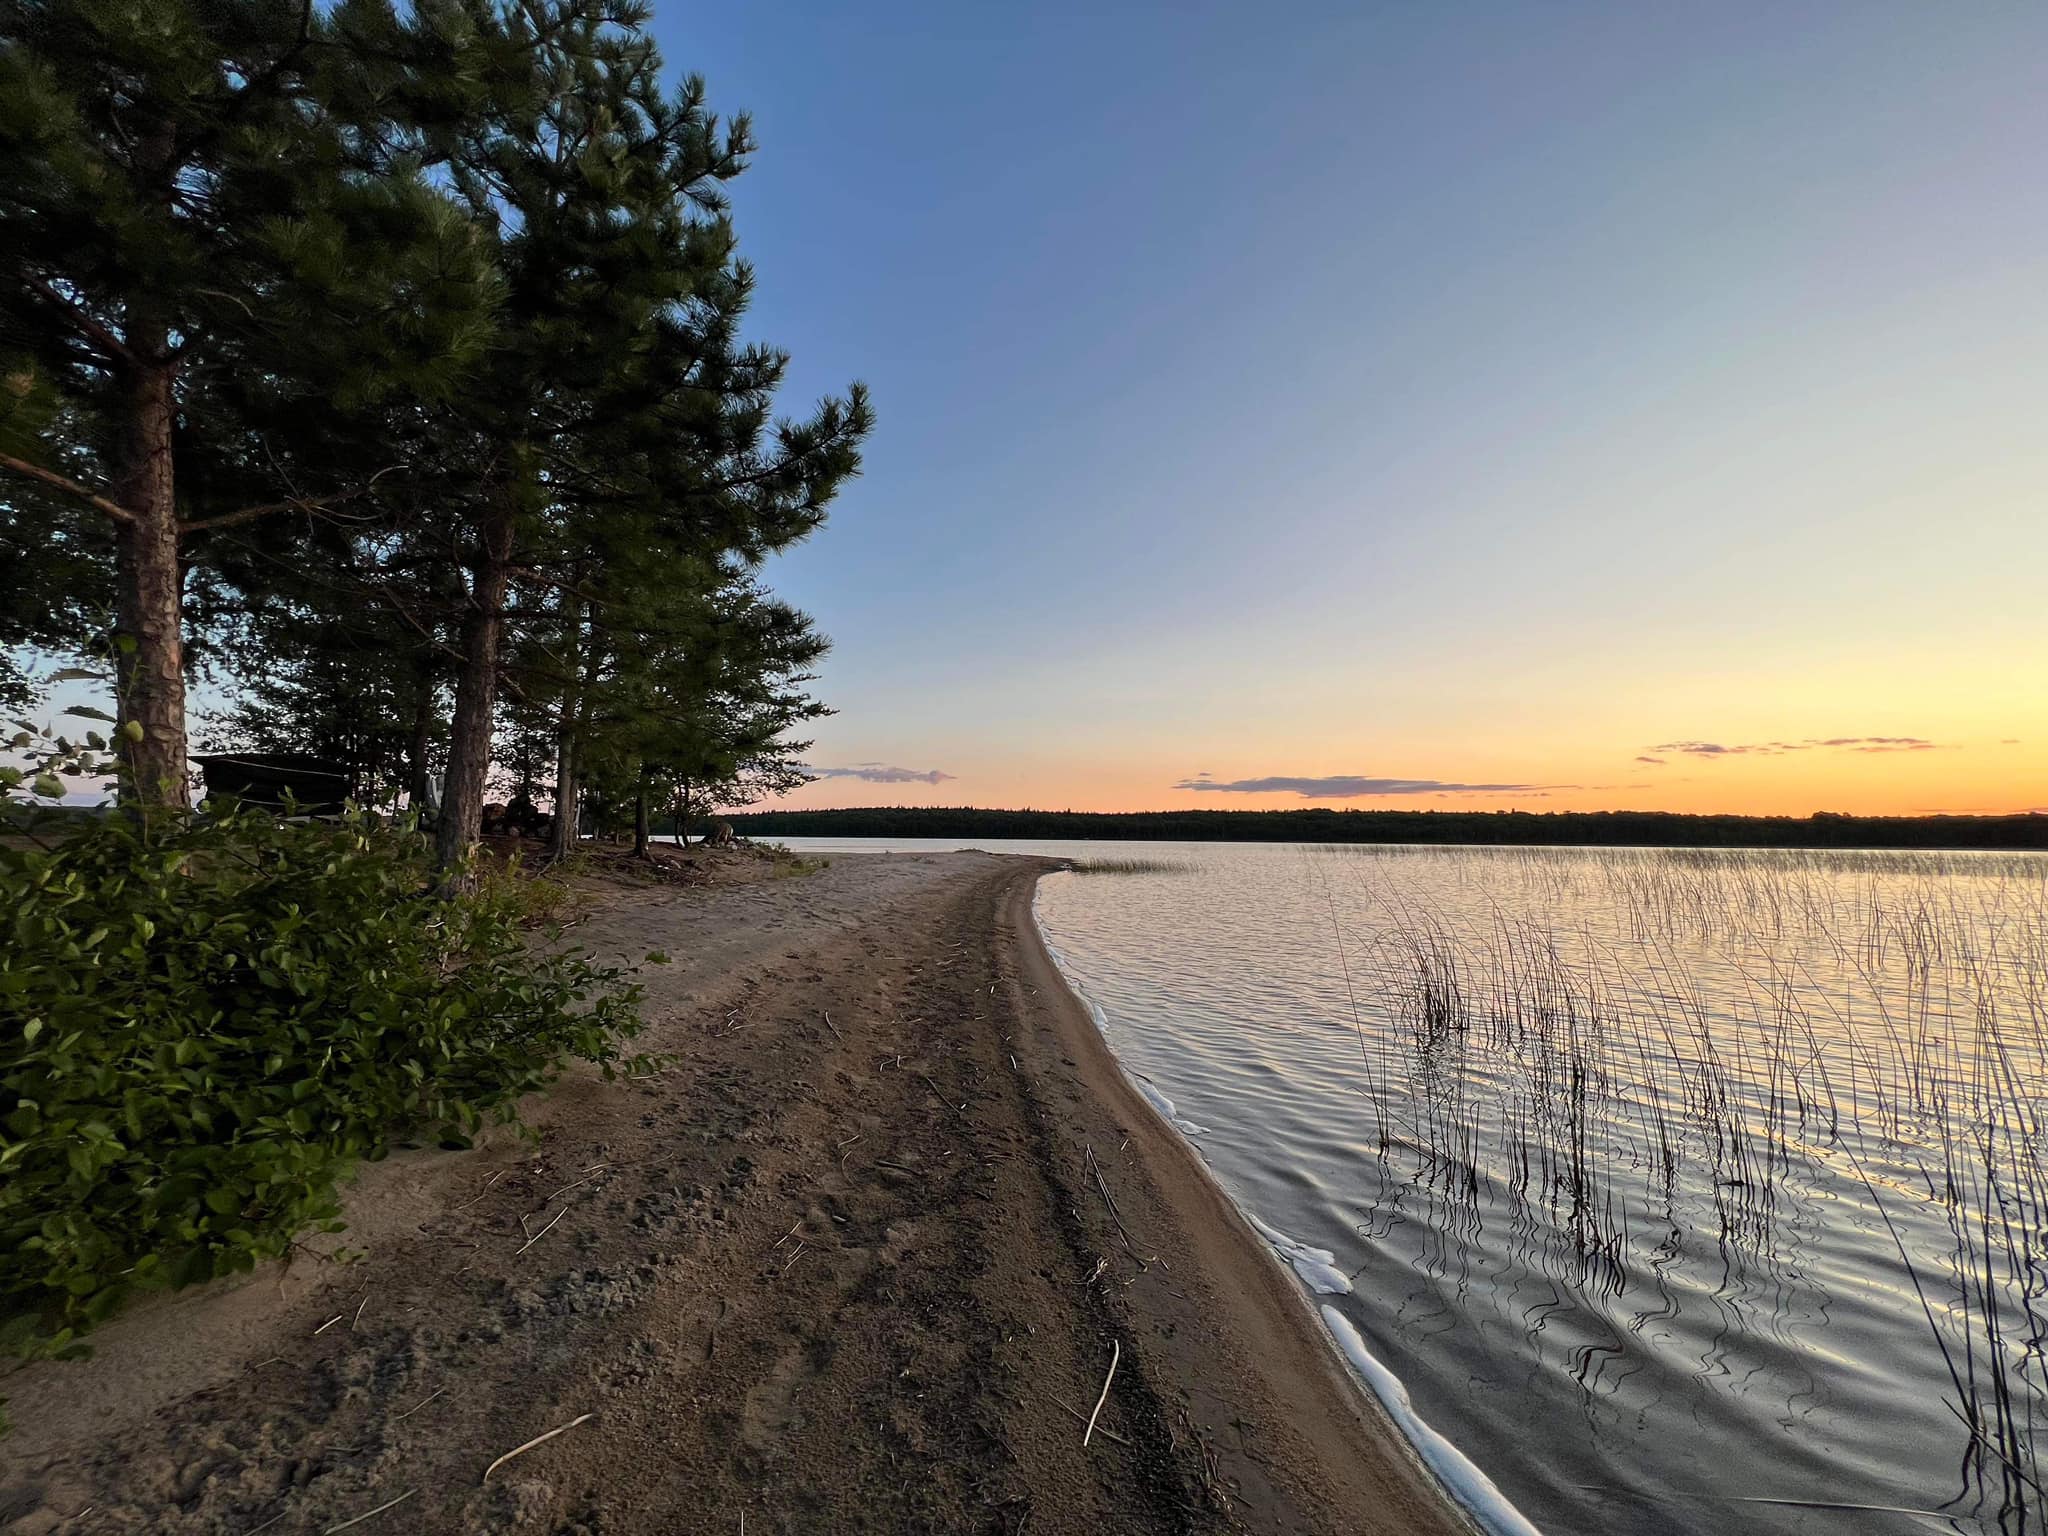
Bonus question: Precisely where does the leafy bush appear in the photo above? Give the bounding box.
[0,805,645,1357]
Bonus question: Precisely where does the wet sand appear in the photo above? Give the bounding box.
[0,852,1470,1535]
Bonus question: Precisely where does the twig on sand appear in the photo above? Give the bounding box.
[457,1169,509,1210]
[312,1313,345,1336]
[822,1011,843,1041]
[770,1218,804,1251]
[1084,1143,1152,1269]
[1082,1340,1121,1447]
[514,1207,566,1256]
[1048,1392,1131,1446]
[350,1292,372,1331]
[322,1489,416,1532]
[539,1167,607,1205]
[482,1413,595,1483]
[392,1385,446,1422]
[917,1072,964,1115]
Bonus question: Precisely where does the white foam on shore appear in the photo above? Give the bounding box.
[1245,1214,1354,1295]
[1321,1307,1546,1536]
[1129,1072,1208,1136]
[1031,878,1544,1536]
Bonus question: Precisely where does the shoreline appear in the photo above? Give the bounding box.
[0,852,1471,1535]
[1021,874,1539,1536]
[1001,865,1482,1535]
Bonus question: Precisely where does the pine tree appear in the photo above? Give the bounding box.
[410,0,870,870]
[0,0,498,805]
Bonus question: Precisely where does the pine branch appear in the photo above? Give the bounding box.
[0,451,139,525]
[21,273,138,366]
[179,469,401,535]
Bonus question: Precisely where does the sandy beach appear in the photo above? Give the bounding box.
[0,852,1468,1536]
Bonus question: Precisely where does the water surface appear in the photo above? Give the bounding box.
[779,839,2048,1535]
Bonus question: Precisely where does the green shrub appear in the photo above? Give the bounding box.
[0,805,645,1358]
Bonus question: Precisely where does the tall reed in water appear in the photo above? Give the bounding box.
[1325,845,2047,1518]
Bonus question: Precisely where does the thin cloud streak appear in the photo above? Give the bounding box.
[1652,736,1942,759]
[1174,775,1562,798]
[805,764,956,785]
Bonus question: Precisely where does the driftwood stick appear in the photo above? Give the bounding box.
[392,1386,446,1422]
[1049,1392,1132,1446]
[515,1207,567,1256]
[457,1169,509,1210]
[481,1413,595,1483]
[917,1072,963,1115]
[322,1489,416,1532]
[1085,1143,1151,1268]
[1082,1339,1121,1446]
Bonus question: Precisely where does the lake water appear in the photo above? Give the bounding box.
[775,839,2048,1535]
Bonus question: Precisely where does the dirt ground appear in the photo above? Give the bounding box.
[0,851,1469,1536]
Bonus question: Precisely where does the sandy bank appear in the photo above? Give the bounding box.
[0,852,1468,1535]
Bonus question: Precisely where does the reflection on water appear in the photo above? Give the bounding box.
[776,838,2045,1533]
[1023,841,2043,1536]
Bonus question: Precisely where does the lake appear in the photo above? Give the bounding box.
[775,839,2048,1535]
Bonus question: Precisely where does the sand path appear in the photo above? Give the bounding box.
[0,852,1467,1536]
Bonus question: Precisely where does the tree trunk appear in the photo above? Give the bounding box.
[632,773,650,859]
[111,354,186,811]
[436,502,514,873]
[548,592,585,864]
[406,657,437,811]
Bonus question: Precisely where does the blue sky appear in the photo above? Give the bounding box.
[657,1,2048,814]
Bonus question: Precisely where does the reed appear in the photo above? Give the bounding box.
[1065,857,1195,875]
[1319,844,2047,1518]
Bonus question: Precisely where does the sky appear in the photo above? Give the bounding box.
[655,1,2048,817]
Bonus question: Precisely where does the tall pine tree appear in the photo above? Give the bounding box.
[0,0,498,804]
[408,0,869,870]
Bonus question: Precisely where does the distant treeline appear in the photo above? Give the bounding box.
[730,806,2048,850]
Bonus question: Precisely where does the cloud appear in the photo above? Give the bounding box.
[1635,755,1666,766]
[1173,774,1560,798]
[1651,736,1941,759]
[1652,741,1798,757]
[805,764,956,785]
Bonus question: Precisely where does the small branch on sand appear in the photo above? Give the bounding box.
[515,1207,566,1256]
[1085,1143,1152,1269]
[821,1011,843,1041]
[351,1292,372,1331]
[312,1313,345,1336]
[917,1072,964,1116]
[482,1413,595,1483]
[322,1488,416,1532]
[1049,1392,1131,1446]
[392,1385,446,1422]
[1083,1339,1122,1446]
[457,1169,509,1210]
[539,1167,607,1205]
